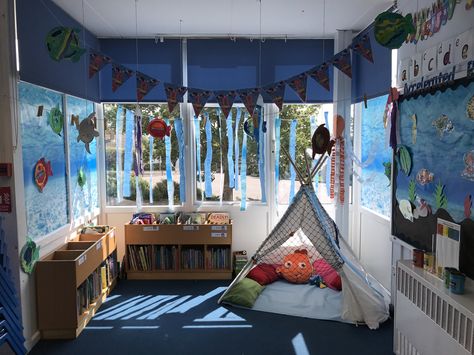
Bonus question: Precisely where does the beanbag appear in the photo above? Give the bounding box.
[313,258,342,291]
[276,249,313,284]
[220,278,265,308]
[247,263,279,285]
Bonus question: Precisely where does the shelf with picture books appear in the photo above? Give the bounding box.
[125,214,232,280]
[35,226,117,339]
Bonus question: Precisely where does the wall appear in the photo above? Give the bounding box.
[16,0,100,102]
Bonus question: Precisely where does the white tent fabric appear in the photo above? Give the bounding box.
[218,185,390,329]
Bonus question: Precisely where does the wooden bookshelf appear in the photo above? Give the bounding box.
[125,223,232,280]
[36,228,118,339]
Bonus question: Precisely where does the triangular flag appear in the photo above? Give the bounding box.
[307,63,330,91]
[332,49,352,78]
[164,83,187,113]
[215,91,237,119]
[112,63,134,92]
[264,81,286,110]
[136,71,160,101]
[238,88,260,116]
[286,73,308,102]
[89,50,111,78]
[188,88,212,117]
[352,34,374,63]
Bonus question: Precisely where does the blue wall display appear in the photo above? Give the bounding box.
[18,82,69,240]
[66,96,99,221]
[393,78,474,278]
[361,95,391,217]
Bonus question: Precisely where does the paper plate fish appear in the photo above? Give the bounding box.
[311,124,330,158]
[45,27,86,62]
[276,249,313,284]
[416,168,434,185]
[467,96,474,120]
[34,158,53,192]
[374,11,415,49]
[77,167,86,189]
[413,198,432,219]
[432,114,454,137]
[20,238,40,274]
[147,117,171,139]
[399,199,414,222]
[73,112,99,154]
[48,105,63,136]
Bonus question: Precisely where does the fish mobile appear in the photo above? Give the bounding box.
[147,117,172,139]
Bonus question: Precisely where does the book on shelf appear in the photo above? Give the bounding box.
[207,212,230,224]
[159,213,176,224]
[130,213,156,225]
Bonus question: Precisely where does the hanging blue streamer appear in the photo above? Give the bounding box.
[149,135,154,203]
[274,116,281,205]
[289,119,297,203]
[326,157,331,197]
[258,108,266,202]
[240,133,247,211]
[324,111,329,129]
[226,113,235,188]
[115,105,124,202]
[174,118,186,202]
[194,117,203,201]
[310,115,318,190]
[204,113,213,198]
[234,108,241,191]
[122,109,134,197]
[164,118,174,207]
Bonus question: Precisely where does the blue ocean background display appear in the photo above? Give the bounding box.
[361,94,391,218]
[18,82,69,240]
[396,81,474,223]
[66,96,99,220]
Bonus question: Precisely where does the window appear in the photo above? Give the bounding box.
[104,103,184,206]
[360,95,391,217]
[276,104,332,205]
[194,105,266,203]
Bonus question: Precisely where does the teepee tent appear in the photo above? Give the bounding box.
[218,128,390,330]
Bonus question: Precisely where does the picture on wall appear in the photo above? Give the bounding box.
[392,78,474,278]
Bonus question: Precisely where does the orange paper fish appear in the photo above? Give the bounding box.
[276,249,313,284]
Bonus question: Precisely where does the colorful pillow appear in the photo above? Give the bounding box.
[313,258,342,291]
[276,249,313,284]
[247,263,279,285]
[220,278,265,308]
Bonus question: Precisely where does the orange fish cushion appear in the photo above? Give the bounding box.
[276,249,313,284]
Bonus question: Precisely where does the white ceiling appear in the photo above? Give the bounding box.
[51,0,392,39]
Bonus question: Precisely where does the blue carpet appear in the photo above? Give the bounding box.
[31,280,394,355]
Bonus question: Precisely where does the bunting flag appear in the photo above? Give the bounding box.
[226,114,235,189]
[122,109,134,197]
[264,81,286,111]
[188,88,212,117]
[307,63,330,91]
[215,90,237,119]
[115,106,124,202]
[174,118,186,202]
[289,119,297,203]
[240,131,247,211]
[286,73,308,102]
[234,108,241,191]
[352,34,374,63]
[238,88,260,116]
[164,83,187,114]
[332,49,352,78]
[136,71,159,101]
[274,115,281,205]
[89,50,111,78]
[204,113,213,198]
[112,63,134,92]
[194,117,203,201]
[164,118,174,207]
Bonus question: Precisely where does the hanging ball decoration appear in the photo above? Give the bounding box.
[311,124,330,158]
[147,117,172,139]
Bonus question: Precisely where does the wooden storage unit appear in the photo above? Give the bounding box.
[36,228,117,339]
[125,223,232,280]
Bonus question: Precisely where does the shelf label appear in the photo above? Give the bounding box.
[211,225,227,231]
[96,242,102,250]
[183,226,199,231]
[78,255,87,265]
[143,226,160,232]
[211,232,227,238]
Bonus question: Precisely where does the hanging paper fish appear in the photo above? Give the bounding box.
[399,199,414,222]
[397,145,412,176]
[432,114,454,137]
[77,166,86,189]
[464,195,472,219]
[311,124,330,158]
[147,117,171,139]
[48,105,63,136]
[74,112,99,154]
[20,238,40,274]
[416,168,434,185]
[410,114,417,144]
[34,158,53,192]
[467,96,474,120]
[461,150,474,181]
[374,11,415,49]
[45,27,86,62]
[243,117,255,140]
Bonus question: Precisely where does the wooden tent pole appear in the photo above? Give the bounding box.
[303,152,312,185]
[281,146,305,185]
[310,155,329,180]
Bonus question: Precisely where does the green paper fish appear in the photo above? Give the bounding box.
[20,238,40,274]
[77,167,86,189]
[374,11,415,49]
[48,105,63,135]
[383,161,391,185]
[46,27,86,62]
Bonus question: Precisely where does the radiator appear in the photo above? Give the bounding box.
[394,260,474,355]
